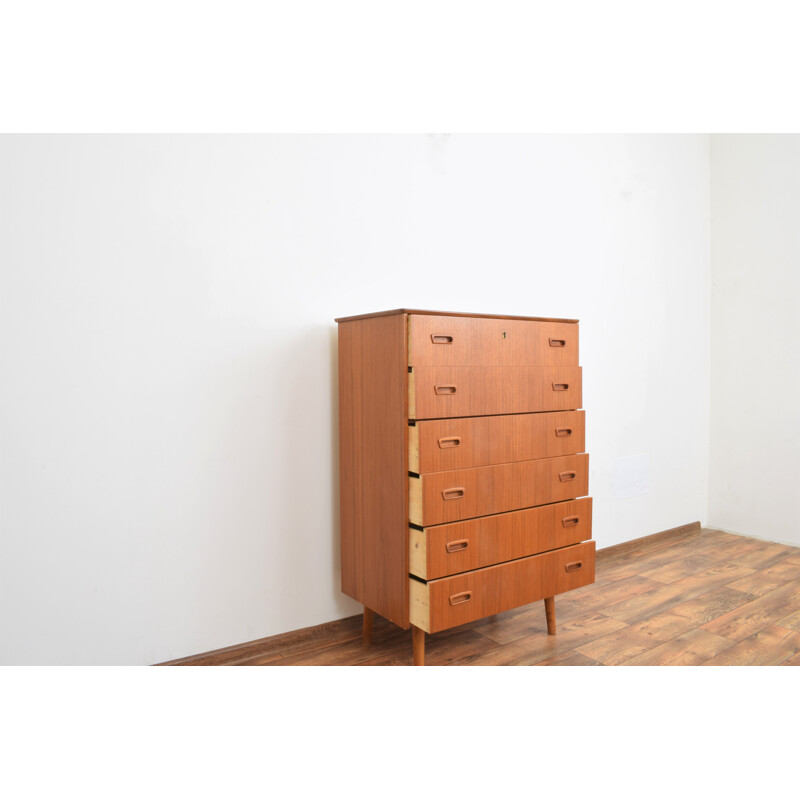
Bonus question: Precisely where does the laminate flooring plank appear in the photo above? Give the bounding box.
[533,650,603,666]
[471,605,549,646]
[775,607,800,632]
[726,560,800,598]
[729,542,800,571]
[523,574,665,628]
[574,608,714,665]
[700,581,800,642]
[622,629,736,666]
[596,531,753,582]
[665,585,758,625]
[701,625,800,666]
[452,614,628,666]
[602,563,756,624]
[637,538,766,584]
[575,627,669,666]
[596,540,713,582]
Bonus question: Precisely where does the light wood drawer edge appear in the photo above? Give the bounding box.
[409,476,422,526]
[408,424,419,473]
[408,369,416,419]
[409,579,431,633]
[409,527,427,579]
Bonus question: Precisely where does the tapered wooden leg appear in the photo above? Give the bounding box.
[544,596,556,635]
[412,625,425,666]
[362,607,374,645]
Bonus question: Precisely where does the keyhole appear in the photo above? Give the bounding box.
[502,331,507,339]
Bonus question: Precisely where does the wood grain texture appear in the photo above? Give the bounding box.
[621,629,735,666]
[409,366,582,419]
[409,453,589,526]
[776,607,800,632]
[701,625,800,666]
[407,315,578,367]
[533,650,602,666]
[337,313,409,628]
[700,580,800,642]
[413,541,596,634]
[725,558,800,598]
[409,497,593,579]
[453,614,627,666]
[161,527,800,666]
[602,562,757,624]
[596,530,762,583]
[334,309,578,324]
[409,410,585,473]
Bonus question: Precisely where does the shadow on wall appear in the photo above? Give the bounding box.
[329,324,343,609]
[258,323,358,633]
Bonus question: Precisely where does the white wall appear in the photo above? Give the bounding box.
[708,135,800,545]
[0,135,711,664]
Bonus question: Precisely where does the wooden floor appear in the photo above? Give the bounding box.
[162,526,800,666]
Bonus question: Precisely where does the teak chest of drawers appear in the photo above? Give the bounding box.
[335,309,594,665]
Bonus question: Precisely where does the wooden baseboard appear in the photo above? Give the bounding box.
[158,520,704,665]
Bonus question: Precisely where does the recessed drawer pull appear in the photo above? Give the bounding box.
[431,334,454,344]
[449,591,472,606]
[565,561,583,573]
[434,385,457,395]
[555,427,573,437]
[559,471,577,482]
[438,436,461,449]
[552,383,569,391]
[445,539,469,553]
[549,338,566,347]
[562,515,580,527]
[442,487,465,500]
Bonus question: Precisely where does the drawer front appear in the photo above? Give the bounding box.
[409,497,593,579]
[409,454,589,526]
[408,315,579,367]
[410,541,596,633]
[409,410,585,473]
[409,366,581,420]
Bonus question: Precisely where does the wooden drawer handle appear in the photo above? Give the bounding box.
[434,385,457,395]
[438,436,461,449]
[559,471,577,482]
[555,427,573,437]
[565,561,583,573]
[549,338,566,347]
[562,515,580,527]
[442,487,465,500]
[431,334,454,344]
[449,591,472,606]
[445,539,469,553]
[552,383,569,391]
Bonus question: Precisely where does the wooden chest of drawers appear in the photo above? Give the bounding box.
[336,309,594,665]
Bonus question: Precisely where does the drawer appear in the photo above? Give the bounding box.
[409,366,581,420]
[409,453,589,526]
[408,315,578,367]
[410,541,596,633]
[409,497,593,579]
[409,410,585,473]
